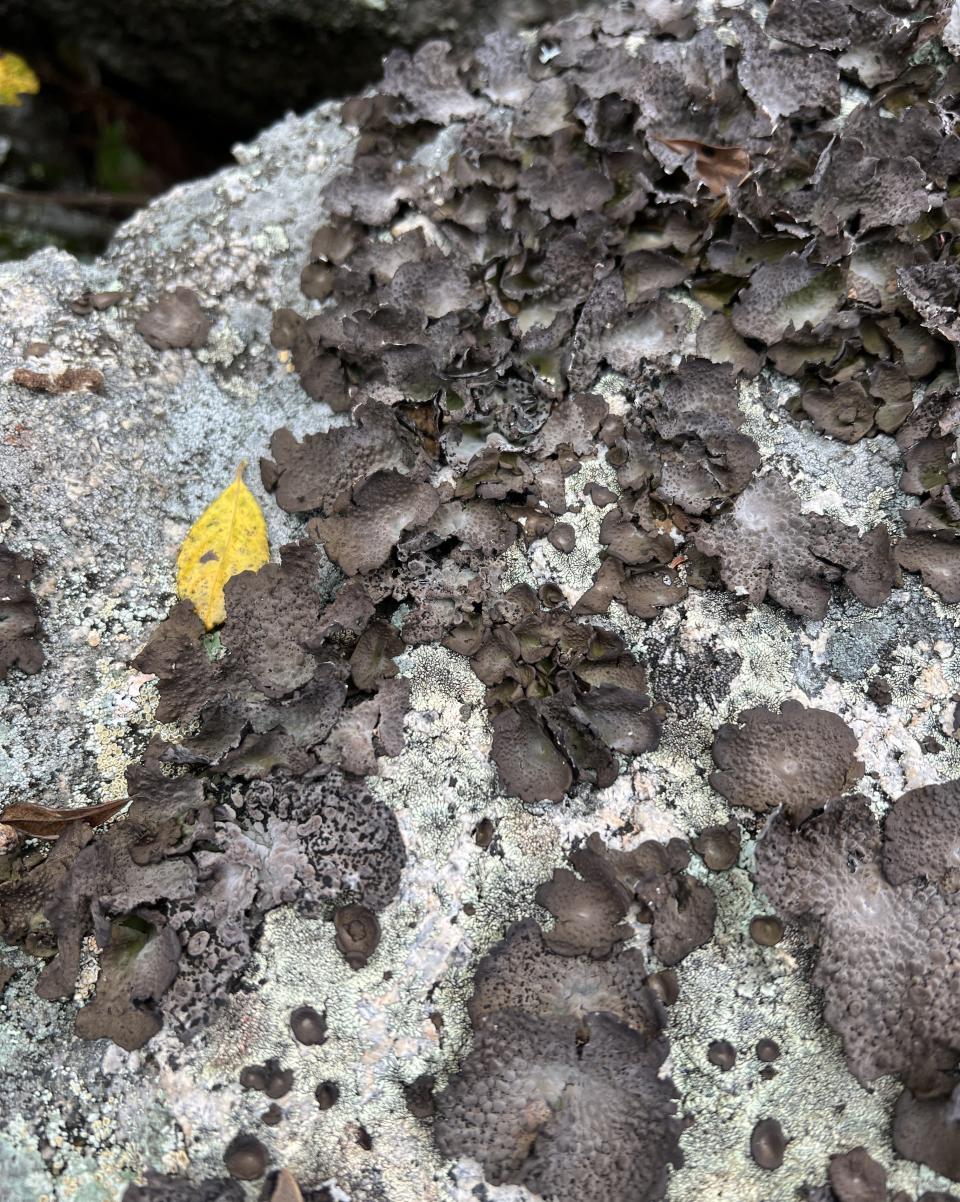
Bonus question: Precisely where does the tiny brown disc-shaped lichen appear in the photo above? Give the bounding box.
[136,287,212,350]
[692,821,741,871]
[223,1133,269,1181]
[334,904,381,969]
[749,915,784,947]
[290,1005,327,1046]
[315,1081,340,1110]
[708,1039,737,1070]
[750,1118,786,1170]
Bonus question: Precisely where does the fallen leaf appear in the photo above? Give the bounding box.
[653,137,750,197]
[270,1169,304,1202]
[0,51,39,107]
[12,366,105,394]
[0,797,129,839]
[176,462,270,630]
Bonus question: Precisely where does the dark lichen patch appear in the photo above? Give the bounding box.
[436,1010,681,1202]
[474,589,660,802]
[403,1073,436,1119]
[755,788,960,1096]
[73,911,180,1051]
[896,532,960,605]
[648,968,679,1008]
[0,542,44,680]
[535,864,631,960]
[711,701,861,823]
[437,837,683,1200]
[0,750,208,1046]
[893,1090,960,1183]
[467,918,664,1039]
[562,833,717,966]
[692,821,741,872]
[883,780,960,888]
[828,1146,887,1202]
[694,473,898,620]
[264,1,960,712]
[135,287,212,350]
[122,1174,244,1201]
[2,539,408,1044]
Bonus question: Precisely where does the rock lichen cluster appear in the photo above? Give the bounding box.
[8,0,960,1199]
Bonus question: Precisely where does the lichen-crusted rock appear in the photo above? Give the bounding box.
[0,100,356,812]
[7,3,960,1201]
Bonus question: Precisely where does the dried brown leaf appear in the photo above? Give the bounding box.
[270,1169,305,1202]
[653,137,751,196]
[11,366,105,394]
[0,796,128,839]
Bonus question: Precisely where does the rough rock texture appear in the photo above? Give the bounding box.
[5,6,960,1202]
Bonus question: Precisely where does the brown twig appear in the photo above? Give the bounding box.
[0,186,151,210]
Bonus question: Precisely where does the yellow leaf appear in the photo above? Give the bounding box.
[176,462,269,630]
[0,52,39,107]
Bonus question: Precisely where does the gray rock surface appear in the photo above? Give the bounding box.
[2,47,960,1202]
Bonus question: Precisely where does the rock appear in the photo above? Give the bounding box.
[2,11,960,1202]
[0,101,349,809]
